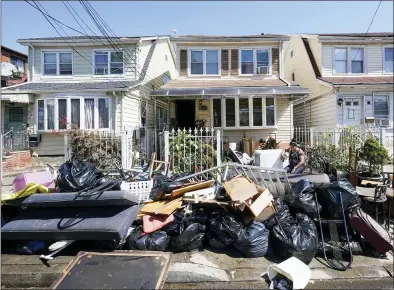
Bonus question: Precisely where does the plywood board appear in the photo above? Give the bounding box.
[139,197,183,215]
[51,251,171,289]
[170,180,214,198]
[224,177,258,202]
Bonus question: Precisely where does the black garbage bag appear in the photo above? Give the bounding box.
[162,211,185,236]
[56,160,103,192]
[315,179,361,219]
[207,233,227,249]
[264,198,293,230]
[287,180,322,218]
[209,211,245,245]
[128,229,170,251]
[150,174,184,200]
[272,213,318,264]
[169,223,206,252]
[184,208,210,226]
[234,221,270,257]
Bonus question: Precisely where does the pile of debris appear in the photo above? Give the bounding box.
[1,159,393,272]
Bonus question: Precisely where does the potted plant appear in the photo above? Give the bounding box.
[357,137,390,185]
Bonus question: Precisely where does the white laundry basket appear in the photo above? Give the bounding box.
[266,257,311,289]
[120,180,153,203]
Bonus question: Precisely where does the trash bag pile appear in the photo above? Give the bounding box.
[3,158,391,270]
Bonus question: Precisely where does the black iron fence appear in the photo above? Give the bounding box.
[2,130,29,155]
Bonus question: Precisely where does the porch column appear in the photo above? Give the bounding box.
[303,96,307,144]
[154,98,157,154]
[167,98,170,130]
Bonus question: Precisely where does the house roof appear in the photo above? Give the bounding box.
[172,34,290,42]
[1,46,28,58]
[318,76,394,85]
[316,32,393,38]
[152,78,308,97]
[2,80,140,93]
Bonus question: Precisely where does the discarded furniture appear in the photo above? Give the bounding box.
[287,173,330,187]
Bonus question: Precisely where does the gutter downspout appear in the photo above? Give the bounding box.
[28,43,34,82]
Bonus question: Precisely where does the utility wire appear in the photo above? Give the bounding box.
[338,0,382,87]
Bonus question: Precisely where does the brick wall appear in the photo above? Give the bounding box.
[1,47,28,87]
[2,151,32,172]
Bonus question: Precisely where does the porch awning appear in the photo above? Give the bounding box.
[1,94,34,103]
[151,86,309,97]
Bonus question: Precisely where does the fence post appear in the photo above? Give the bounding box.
[332,128,337,146]
[309,127,314,147]
[121,132,127,169]
[64,134,69,161]
[379,126,385,146]
[216,130,221,167]
[164,131,169,170]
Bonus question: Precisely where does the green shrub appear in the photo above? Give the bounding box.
[358,137,390,175]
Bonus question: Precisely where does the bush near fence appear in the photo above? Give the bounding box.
[66,129,122,170]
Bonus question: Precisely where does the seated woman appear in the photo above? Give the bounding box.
[281,141,306,174]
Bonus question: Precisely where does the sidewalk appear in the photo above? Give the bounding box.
[1,249,393,288]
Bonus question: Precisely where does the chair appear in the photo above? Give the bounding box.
[362,178,392,226]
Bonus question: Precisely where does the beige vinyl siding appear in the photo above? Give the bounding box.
[321,45,333,76]
[222,98,292,146]
[33,44,137,81]
[34,133,65,156]
[367,45,384,74]
[293,92,336,127]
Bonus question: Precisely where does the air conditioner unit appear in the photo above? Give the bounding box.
[257,66,269,74]
[95,67,107,75]
[380,119,390,127]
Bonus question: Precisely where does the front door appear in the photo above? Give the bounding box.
[344,97,362,126]
[5,103,28,131]
[175,100,196,130]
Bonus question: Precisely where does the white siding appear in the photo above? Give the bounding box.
[35,133,65,156]
[293,92,336,127]
[32,44,137,81]
[122,93,140,131]
[367,45,383,74]
[222,98,293,147]
[321,45,333,76]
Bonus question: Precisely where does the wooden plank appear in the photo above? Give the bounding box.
[139,197,183,216]
[170,180,214,198]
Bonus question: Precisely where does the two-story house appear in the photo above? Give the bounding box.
[285,33,394,131]
[1,46,29,133]
[151,34,309,148]
[1,35,176,156]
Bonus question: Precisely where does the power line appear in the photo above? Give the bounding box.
[338,0,382,87]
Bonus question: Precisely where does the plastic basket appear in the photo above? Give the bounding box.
[120,180,153,202]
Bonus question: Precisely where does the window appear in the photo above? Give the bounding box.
[212,99,222,127]
[351,48,364,73]
[10,57,24,73]
[141,101,147,128]
[189,49,219,75]
[374,95,389,119]
[239,98,249,127]
[266,98,275,126]
[240,48,271,75]
[94,51,124,75]
[156,107,168,130]
[8,107,24,122]
[334,48,347,73]
[384,47,393,73]
[213,97,276,128]
[334,47,365,74]
[36,97,110,131]
[43,52,72,76]
[225,99,236,127]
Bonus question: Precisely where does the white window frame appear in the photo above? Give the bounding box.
[35,94,111,132]
[239,47,272,76]
[92,49,125,76]
[373,93,390,121]
[332,46,367,75]
[383,45,394,74]
[187,48,221,76]
[210,96,277,129]
[41,50,73,77]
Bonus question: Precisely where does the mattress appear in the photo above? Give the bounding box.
[22,191,139,208]
[1,205,138,241]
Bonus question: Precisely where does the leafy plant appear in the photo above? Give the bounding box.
[261,137,280,149]
[194,119,206,130]
[358,137,390,176]
[169,130,216,173]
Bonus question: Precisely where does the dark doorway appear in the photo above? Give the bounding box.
[175,100,195,129]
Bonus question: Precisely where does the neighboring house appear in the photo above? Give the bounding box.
[151,34,308,147]
[1,46,29,133]
[1,36,176,156]
[284,33,394,130]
